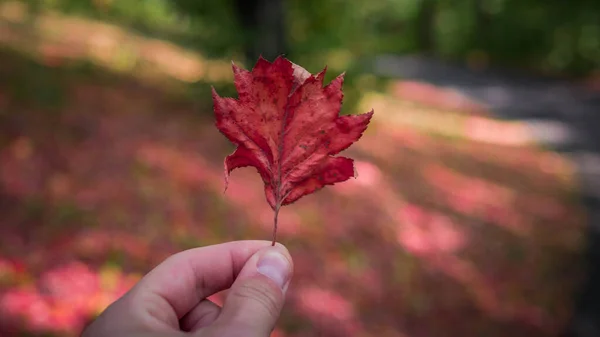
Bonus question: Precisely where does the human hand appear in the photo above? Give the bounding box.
[82,241,293,337]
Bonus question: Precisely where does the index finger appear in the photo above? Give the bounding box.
[133,240,282,320]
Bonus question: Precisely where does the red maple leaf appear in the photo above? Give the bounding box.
[213,56,373,245]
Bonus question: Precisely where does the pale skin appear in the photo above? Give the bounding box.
[82,241,294,337]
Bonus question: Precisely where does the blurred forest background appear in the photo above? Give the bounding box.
[0,0,599,336]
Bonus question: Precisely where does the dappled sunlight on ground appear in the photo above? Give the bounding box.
[0,11,588,337]
[388,81,488,116]
[397,203,468,255]
[361,91,537,147]
[0,0,236,89]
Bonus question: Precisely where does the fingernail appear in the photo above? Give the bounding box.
[256,250,290,289]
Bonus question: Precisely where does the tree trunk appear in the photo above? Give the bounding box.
[473,0,491,48]
[416,0,436,54]
[234,0,287,62]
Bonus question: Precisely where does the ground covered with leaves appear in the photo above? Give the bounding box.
[0,7,588,337]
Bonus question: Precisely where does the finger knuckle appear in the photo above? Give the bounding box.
[233,279,282,320]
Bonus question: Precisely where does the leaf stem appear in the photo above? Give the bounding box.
[272,204,280,246]
[272,89,293,246]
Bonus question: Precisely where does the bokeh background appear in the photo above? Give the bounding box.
[0,0,599,336]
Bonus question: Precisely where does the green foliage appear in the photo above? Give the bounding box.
[13,0,600,75]
[287,0,600,76]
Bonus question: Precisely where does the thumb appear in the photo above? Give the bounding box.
[205,244,293,337]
